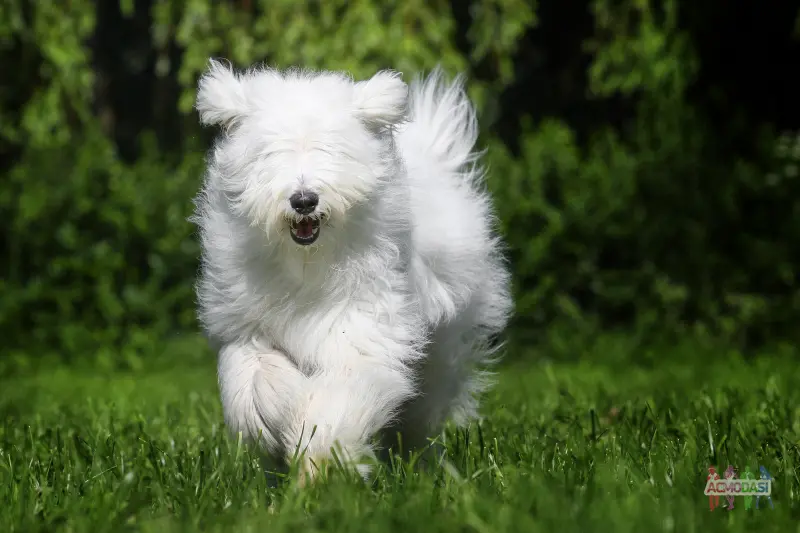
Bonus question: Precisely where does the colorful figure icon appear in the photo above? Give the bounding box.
[707,466,721,511]
[743,466,755,510]
[757,466,774,509]
[724,465,736,510]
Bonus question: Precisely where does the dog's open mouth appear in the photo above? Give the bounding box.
[290,217,321,245]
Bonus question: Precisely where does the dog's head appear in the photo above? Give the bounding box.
[196,60,407,247]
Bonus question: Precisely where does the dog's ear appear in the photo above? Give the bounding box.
[352,70,408,129]
[196,59,249,129]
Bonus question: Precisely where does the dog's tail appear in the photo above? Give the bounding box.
[398,67,481,176]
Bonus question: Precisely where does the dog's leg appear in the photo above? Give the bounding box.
[285,307,421,483]
[288,360,416,482]
[217,340,307,457]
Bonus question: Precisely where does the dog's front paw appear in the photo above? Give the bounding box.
[294,452,373,487]
[296,455,331,487]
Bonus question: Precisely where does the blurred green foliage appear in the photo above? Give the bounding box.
[0,0,798,363]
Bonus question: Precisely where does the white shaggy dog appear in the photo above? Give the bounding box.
[191,59,512,483]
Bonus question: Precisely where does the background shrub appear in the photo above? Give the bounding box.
[1,0,798,363]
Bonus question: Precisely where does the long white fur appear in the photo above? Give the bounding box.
[192,60,512,478]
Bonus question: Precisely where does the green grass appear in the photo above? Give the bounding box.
[2,336,800,532]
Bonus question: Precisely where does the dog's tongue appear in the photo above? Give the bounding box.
[296,219,314,238]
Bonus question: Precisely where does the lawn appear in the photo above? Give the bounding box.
[1,335,799,532]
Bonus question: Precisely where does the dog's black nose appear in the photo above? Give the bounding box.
[289,191,319,215]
